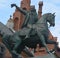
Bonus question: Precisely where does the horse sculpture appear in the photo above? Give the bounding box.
[0,4,57,58]
[13,13,57,53]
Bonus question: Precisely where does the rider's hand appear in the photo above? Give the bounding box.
[27,24,32,28]
[11,4,16,8]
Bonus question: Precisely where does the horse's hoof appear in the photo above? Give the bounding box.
[49,49,55,53]
[18,56,23,58]
[17,54,24,58]
[47,51,51,54]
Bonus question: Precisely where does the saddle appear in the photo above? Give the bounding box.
[18,28,36,36]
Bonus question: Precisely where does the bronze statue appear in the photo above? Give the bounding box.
[0,4,58,58]
[11,3,57,52]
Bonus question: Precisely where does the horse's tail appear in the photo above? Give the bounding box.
[0,31,4,37]
[0,30,12,52]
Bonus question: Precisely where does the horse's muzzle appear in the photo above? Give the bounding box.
[50,24,55,27]
[53,24,55,27]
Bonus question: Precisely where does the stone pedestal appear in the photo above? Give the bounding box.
[27,54,56,58]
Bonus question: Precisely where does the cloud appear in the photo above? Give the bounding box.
[0,0,20,9]
[49,0,60,5]
[43,0,60,4]
[0,0,20,24]
[0,0,7,8]
[50,23,60,47]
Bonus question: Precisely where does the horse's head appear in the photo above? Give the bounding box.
[46,13,55,27]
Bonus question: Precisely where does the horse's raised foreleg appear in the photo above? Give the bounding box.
[47,39,57,44]
[40,36,50,54]
[47,39,58,51]
[36,31,51,54]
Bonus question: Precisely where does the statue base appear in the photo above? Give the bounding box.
[27,54,56,58]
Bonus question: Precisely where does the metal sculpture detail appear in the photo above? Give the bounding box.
[0,4,57,58]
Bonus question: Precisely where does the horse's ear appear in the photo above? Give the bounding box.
[53,12,55,14]
[53,12,55,15]
[53,13,56,16]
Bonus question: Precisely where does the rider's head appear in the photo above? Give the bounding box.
[30,5,36,12]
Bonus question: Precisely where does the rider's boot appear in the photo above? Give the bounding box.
[25,28,33,39]
[25,35,30,39]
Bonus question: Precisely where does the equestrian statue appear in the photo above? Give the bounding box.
[0,4,58,58]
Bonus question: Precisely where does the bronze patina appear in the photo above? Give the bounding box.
[0,4,57,58]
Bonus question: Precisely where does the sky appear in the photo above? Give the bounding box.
[0,0,60,47]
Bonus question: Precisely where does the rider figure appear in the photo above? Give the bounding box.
[24,6,38,38]
[11,4,38,38]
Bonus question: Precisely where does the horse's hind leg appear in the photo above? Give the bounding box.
[11,35,23,58]
[12,42,25,58]
[11,44,24,58]
[11,51,22,58]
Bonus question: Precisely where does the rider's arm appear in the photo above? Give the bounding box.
[15,6,27,15]
[11,4,27,15]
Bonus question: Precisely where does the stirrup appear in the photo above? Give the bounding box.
[25,35,29,39]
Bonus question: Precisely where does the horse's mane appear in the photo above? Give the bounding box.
[42,13,52,16]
